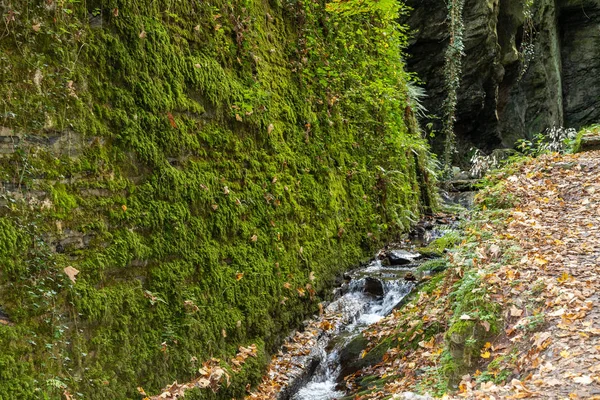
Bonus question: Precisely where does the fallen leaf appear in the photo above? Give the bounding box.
[418,337,435,349]
[481,321,491,332]
[546,378,561,386]
[167,112,177,128]
[573,375,593,385]
[64,266,79,283]
[534,257,548,266]
[510,305,523,317]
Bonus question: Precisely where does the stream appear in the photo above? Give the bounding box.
[289,218,455,400]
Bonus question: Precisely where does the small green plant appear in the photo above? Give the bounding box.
[517,313,545,332]
[515,126,577,156]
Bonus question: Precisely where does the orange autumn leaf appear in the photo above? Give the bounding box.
[167,112,177,128]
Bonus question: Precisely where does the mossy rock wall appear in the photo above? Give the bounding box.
[0,0,434,398]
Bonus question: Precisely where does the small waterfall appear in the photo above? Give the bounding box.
[292,262,417,400]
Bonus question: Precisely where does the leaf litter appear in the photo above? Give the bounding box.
[320,151,600,399]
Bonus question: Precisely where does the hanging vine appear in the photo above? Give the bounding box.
[518,0,536,80]
[442,0,466,174]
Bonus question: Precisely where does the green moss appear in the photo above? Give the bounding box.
[0,0,435,398]
[418,231,462,257]
[416,258,449,274]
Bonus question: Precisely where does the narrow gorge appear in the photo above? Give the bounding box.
[0,0,599,399]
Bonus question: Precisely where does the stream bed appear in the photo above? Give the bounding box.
[285,216,456,400]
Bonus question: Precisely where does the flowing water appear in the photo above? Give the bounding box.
[292,264,417,400]
[289,217,455,400]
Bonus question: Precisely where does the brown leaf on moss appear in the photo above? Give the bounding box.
[64,266,79,283]
[167,112,177,128]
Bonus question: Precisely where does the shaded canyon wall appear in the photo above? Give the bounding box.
[403,0,600,155]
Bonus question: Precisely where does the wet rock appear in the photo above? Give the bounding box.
[363,277,384,297]
[447,179,480,193]
[387,250,420,266]
[561,3,600,129]
[277,356,320,400]
[337,335,384,385]
[0,307,11,325]
[404,272,417,282]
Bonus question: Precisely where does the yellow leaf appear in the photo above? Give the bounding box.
[558,272,572,283]
[534,257,548,266]
[481,351,491,359]
[560,350,570,358]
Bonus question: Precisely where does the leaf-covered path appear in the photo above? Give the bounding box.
[461,150,600,399]
[335,151,600,400]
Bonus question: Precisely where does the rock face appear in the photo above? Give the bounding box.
[403,0,600,155]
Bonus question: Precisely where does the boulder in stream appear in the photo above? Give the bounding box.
[386,250,420,266]
[363,277,384,297]
[336,334,394,387]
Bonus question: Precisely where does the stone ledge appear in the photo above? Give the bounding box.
[579,134,600,152]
